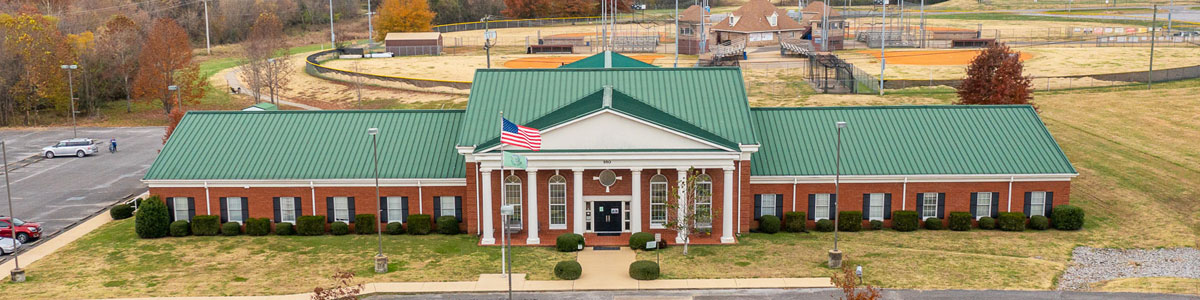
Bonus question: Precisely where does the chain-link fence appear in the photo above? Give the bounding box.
[863,63,1200,91]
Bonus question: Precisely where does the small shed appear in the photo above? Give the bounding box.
[385,32,443,56]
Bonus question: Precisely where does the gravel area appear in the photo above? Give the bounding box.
[1059,246,1200,291]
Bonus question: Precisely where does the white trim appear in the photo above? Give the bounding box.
[750,173,1078,184]
[474,152,739,171]
[975,192,992,220]
[1007,176,1014,212]
[145,178,467,188]
[204,181,211,215]
[309,181,316,216]
[478,110,738,153]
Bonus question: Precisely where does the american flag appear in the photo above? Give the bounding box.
[501,118,541,151]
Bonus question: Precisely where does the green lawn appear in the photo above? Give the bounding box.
[0,219,573,299]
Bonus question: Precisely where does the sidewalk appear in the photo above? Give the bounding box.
[224,68,322,111]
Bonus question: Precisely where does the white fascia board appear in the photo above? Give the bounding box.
[738,143,760,160]
[144,178,467,188]
[749,173,1079,184]
[457,146,477,162]
[478,109,736,153]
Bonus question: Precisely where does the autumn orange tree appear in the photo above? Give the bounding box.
[132,18,205,115]
[831,266,881,300]
[374,0,436,41]
[0,12,72,125]
[956,42,1034,107]
[94,15,143,113]
[162,107,185,144]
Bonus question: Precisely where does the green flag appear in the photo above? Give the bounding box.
[503,152,527,169]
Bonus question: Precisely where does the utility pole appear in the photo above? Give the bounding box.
[920,0,926,48]
[329,0,337,50]
[879,1,887,96]
[1167,0,1173,33]
[4,141,25,283]
[674,0,679,67]
[367,0,375,42]
[61,65,78,138]
[1149,5,1157,90]
[822,1,829,51]
[203,0,211,55]
[483,15,495,69]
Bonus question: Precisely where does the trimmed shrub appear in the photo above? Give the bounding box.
[169,220,190,237]
[628,260,660,280]
[330,222,350,235]
[245,218,271,236]
[892,211,920,232]
[1051,205,1085,230]
[110,204,134,220]
[783,211,807,232]
[837,211,863,232]
[997,212,1026,231]
[978,217,997,230]
[191,215,221,236]
[134,196,170,239]
[923,218,944,230]
[759,215,781,233]
[436,216,460,235]
[386,222,405,235]
[275,222,296,235]
[948,212,973,231]
[355,214,377,235]
[815,219,834,232]
[297,215,327,236]
[629,232,655,250]
[554,260,582,280]
[221,222,241,236]
[869,220,884,230]
[556,233,585,252]
[407,214,432,235]
[1029,215,1049,230]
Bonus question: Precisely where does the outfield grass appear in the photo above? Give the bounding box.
[0,219,573,299]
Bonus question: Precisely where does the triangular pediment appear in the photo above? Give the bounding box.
[539,110,721,150]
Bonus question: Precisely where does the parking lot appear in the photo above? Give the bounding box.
[0,127,163,248]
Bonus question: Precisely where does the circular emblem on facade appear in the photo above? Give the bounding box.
[598,169,617,187]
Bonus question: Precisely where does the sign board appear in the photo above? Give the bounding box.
[502,152,527,169]
[645,241,657,250]
[501,204,514,216]
[484,31,497,40]
[654,233,662,242]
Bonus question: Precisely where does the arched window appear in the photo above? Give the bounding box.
[504,175,522,225]
[694,173,713,228]
[649,174,669,227]
[548,175,567,228]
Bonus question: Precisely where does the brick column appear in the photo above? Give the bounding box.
[526,169,540,245]
[480,169,495,245]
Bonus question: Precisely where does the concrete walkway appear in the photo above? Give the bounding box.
[224,68,322,111]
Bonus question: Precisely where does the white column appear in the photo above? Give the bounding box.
[630,169,643,233]
[675,167,688,243]
[573,169,585,235]
[721,167,735,244]
[480,169,495,245]
[526,169,540,244]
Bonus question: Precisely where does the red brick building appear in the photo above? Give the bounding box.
[144,66,1076,247]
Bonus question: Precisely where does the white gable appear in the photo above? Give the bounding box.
[538,111,721,150]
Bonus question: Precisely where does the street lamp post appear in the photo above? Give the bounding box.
[168,85,181,111]
[329,0,336,50]
[500,204,514,300]
[829,121,847,269]
[3,141,25,282]
[482,15,495,69]
[60,65,78,138]
[368,128,388,273]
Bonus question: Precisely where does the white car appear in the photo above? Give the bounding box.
[41,138,98,158]
[0,237,19,255]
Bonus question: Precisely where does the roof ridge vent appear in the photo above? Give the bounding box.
[603,85,613,108]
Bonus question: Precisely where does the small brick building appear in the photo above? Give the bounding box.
[145,65,1076,247]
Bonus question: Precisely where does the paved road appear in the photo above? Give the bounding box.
[365,288,1200,300]
[0,127,162,238]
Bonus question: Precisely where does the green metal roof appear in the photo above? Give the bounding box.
[460,67,756,151]
[558,52,657,69]
[144,110,466,180]
[246,103,278,111]
[749,105,1076,176]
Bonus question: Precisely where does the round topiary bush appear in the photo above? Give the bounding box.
[436,216,460,235]
[1051,205,1085,230]
[245,218,271,236]
[330,222,350,235]
[837,211,863,232]
[978,217,997,230]
[892,211,920,232]
[815,219,834,232]
[554,260,582,280]
[923,218,944,230]
[629,232,655,250]
[386,222,405,235]
[221,222,241,236]
[759,215,781,234]
[169,220,190,237]
[997,212,1026,231]
[628,260,660,280]
[1029,215,1049,230]
[110,204,134,220]
[783,211,807,232]
[948,212,973,231]
[869,220,884,230]
[275,222,296,235]
[135,196,171,239]
[556,233,585,252]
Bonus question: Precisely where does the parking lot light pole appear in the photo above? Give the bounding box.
[61,65,78,138]
[829,121,847,269]
[168,85,181,111]
[3,141,24,282]
[368,128,388,273]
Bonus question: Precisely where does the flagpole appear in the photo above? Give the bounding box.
[498,110,506,278]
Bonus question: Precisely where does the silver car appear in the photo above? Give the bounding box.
[0,237,19,255]
[41,138,98,158]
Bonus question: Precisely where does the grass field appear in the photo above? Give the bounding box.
[0,219,573,299]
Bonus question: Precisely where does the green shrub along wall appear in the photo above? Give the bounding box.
[978,217,996,230]
[169,220,190,237]
[407,214,432,235]
[110,204,134,220]
[192,215,221,236]
[245,218,271,236]
[837,211,862,232]
[948,212,973,231]
[297,216,327,235]
[436,216,460,234]
[1029,215,1049,230]
[629,232,655,250]
[869,220,883,230]
[135,196,171,239]
[892,211,919,232]
[998,212,1026,231]
[386,222,405,235]
[815,219,834,232]
[924,218,944,230]
[221,222,241,236]
[629,260,660,280]
[783,211,807,232]
[1051,205,1085,230]
[554,261,582,280]
[355,214,377,234]
[556,233,585,252]
[330,222,350,235]
[275,223,296,235]
[758,215,781,233]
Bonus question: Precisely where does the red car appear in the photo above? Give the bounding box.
[0,217,42,243]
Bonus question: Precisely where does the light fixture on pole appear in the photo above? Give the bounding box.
[3,141,25,282]
[60,64,78,138]
[328,0,336,50]
[829,121,847,269]
[168,85,182,111]
[368,127,388,273]
[482,15,496,69]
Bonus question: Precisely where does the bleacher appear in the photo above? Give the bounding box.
[610,35,659,53]
[780,39,815,57]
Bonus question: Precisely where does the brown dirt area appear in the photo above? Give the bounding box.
[839,47,1200,79]
[502,54,665,68]
[853,49,1034,65]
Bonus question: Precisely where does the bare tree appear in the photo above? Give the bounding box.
[351,62,365,106]
[241,12,292,104]
[261,56,294,104]
[311,271,362,300]
[665,167,717,256]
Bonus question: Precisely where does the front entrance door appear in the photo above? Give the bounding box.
[594,201,622,235]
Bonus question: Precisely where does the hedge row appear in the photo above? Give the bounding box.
[134,209,463,238]
[749,207,1085,233]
